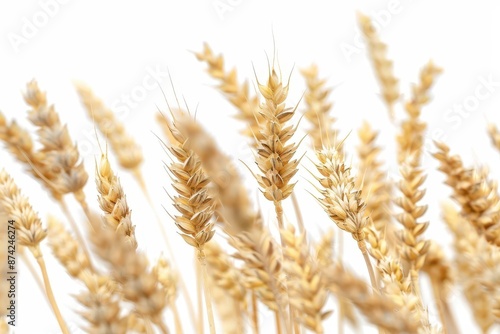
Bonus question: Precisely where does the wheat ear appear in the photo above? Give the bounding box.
[324,263,420,333]
[358,13,399,119]
[397,61,442,164]
[0,112,92,263]
[313,148,377,290]
[153,255,183,334]
[159,111,258,235]
[0,169,69,334]
[433,141,500,246]
[47,215,92,280]
[95,151,137,248]
[357,121,394,238]
[442,204,495,332]
[394,155,430,302]
[301,64,340,152]
[281,224,330,333]
[195,43,262,143]
[23,80,89,215]
[254,66,300,241]
[75,271,129,333]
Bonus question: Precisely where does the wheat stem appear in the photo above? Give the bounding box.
[19,251,47,304]
[199,252,216,334]
[291,193,305,233]
[171,302,184,334]
[196,259,204,334]
[58,198,93,269]
[430,278,448,334]
[360,242,378,291]
[33,247,69,334]
[251,293,259,334]
[275,311,283,334]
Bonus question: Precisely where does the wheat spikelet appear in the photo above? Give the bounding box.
[301,64,339,151]
[160,111,257,234]
[153,255,178,302]
[95,152,137,248]
[397,61,442,164]
[434,142,500,246]
[281,224,330,333]
[47,215,92,279]
[75,84,143,170]
[324,263,420,334]
[195,43,262,144]
[89,218,168,332]
[24,80,89,204]
[358,13,399,118]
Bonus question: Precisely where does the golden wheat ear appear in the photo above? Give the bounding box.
[357,12,400,120]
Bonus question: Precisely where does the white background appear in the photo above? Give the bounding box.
[1,0,500,333]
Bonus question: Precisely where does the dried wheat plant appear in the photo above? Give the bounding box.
[3,12,500,334]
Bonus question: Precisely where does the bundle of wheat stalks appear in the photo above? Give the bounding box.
[1,14,499,334]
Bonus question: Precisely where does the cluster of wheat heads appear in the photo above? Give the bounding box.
[1,14,500,334]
